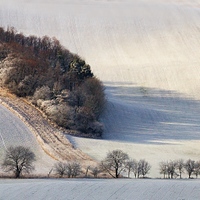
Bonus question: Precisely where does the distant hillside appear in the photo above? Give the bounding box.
[0,27,106,137]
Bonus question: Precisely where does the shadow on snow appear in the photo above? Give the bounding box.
[101,81,200,145]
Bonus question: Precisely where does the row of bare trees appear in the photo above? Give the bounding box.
[53,155,200,179]
[1,147,151,179]
[159,159,200,179]
[0,145,99,178]
[100,149,151,178]
[53,162,82,178]
[53,162,102,178]
[2,146,200,179]
[53,150,151,179]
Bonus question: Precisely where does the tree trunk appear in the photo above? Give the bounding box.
[128,169,130,178]
[15,170,21,178]
[115,168,118,178]
[85,167,89,177]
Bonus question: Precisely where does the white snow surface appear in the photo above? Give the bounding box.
[0,178,200,200]
[1,0,200,180]
[0,104,55,174]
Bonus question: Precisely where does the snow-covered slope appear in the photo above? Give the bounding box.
[1,0,200,177]
[0,104,55,174]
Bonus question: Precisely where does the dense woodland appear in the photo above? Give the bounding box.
[0,27,106,136]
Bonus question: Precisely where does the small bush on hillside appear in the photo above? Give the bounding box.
[33,86,52,101]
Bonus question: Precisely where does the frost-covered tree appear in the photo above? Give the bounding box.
[132,160,139,178]
[167,161,177,179]
[138,159,151,178]
[175,159,184,179]
[54,162,68,178]
[85,165,90,177]
[54,161,81,178]
[0,27,106,136]
[33,85,52,101]
[71,162,82,178]
[91,166,101,178]
[101,150,129,178]
[159,161,168,179]
[185,159,195,178]
[193,161,200,179]
[125,159,138,178]
[2,146,36,178]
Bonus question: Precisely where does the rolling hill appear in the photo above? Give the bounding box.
[1,0,200,179]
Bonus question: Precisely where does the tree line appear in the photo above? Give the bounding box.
[1,147,150,179]
[0,27,106,136]
[159,159,200,179]
[2,146,200,179]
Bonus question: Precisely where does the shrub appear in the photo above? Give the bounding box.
[33,86,52,102]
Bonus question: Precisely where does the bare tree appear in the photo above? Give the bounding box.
[185,159,195,178]
[91,166,101,178]
[132,160,139,179]
[167,161,177,179]
[159,161,168,179]
[2,146,36,178]
[66,163,73,178]
[126,159,137,178]
[193,161,200,179]
[54,162,68,178]
[54,161,81,178]
[85,165,90,177]
[176,159,184,179]
[101,149,129,178]
[138,159,151,178]
[71,162,82,178]
[63,162,82,178]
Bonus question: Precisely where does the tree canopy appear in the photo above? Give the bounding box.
[101,149,129,178]
[2,146,36,178]
[0,27,106,136]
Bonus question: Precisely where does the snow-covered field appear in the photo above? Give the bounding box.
[0,0,200,191]
[0,178,200,200]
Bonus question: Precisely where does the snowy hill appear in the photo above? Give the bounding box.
[1,0,200,178]
[0,104,54,174]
